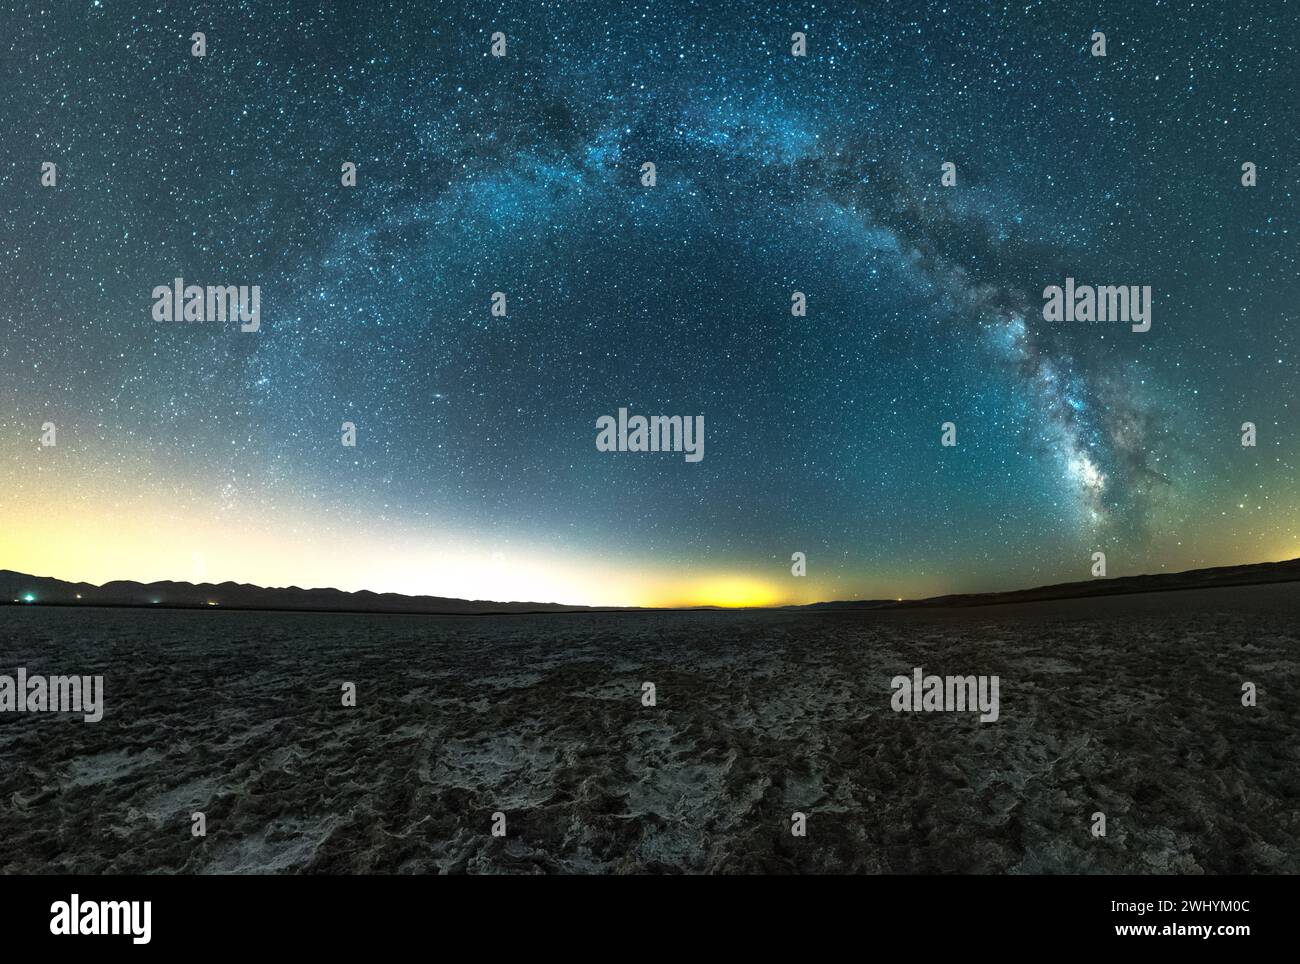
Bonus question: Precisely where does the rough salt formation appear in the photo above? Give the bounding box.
[1,582,1296,874]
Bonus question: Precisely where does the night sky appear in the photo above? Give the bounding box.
[1,1,1296,606]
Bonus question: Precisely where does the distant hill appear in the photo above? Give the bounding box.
[2,557,1297,616]
[797,557,1300,611]
[0,570,615,615]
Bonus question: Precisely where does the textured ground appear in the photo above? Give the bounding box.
[1,582,1296,874]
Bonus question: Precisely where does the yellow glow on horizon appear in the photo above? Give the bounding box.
[25,449,1281,608]
[0,501,848,608]
[10,483,1294,609]
[0,470,855,607]
[647,575,785,609]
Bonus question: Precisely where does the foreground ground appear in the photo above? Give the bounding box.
[1,582,1296,873]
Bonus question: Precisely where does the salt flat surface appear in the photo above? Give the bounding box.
[1,582,1296,874]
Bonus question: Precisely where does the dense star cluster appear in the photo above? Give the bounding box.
[1,1,1296,604]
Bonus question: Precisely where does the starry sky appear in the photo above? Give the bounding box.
[1,0,1297,606]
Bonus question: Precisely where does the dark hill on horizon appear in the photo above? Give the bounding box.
[796,557,1300,611]
[0,570,615,615]
[2,557,1298,616]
